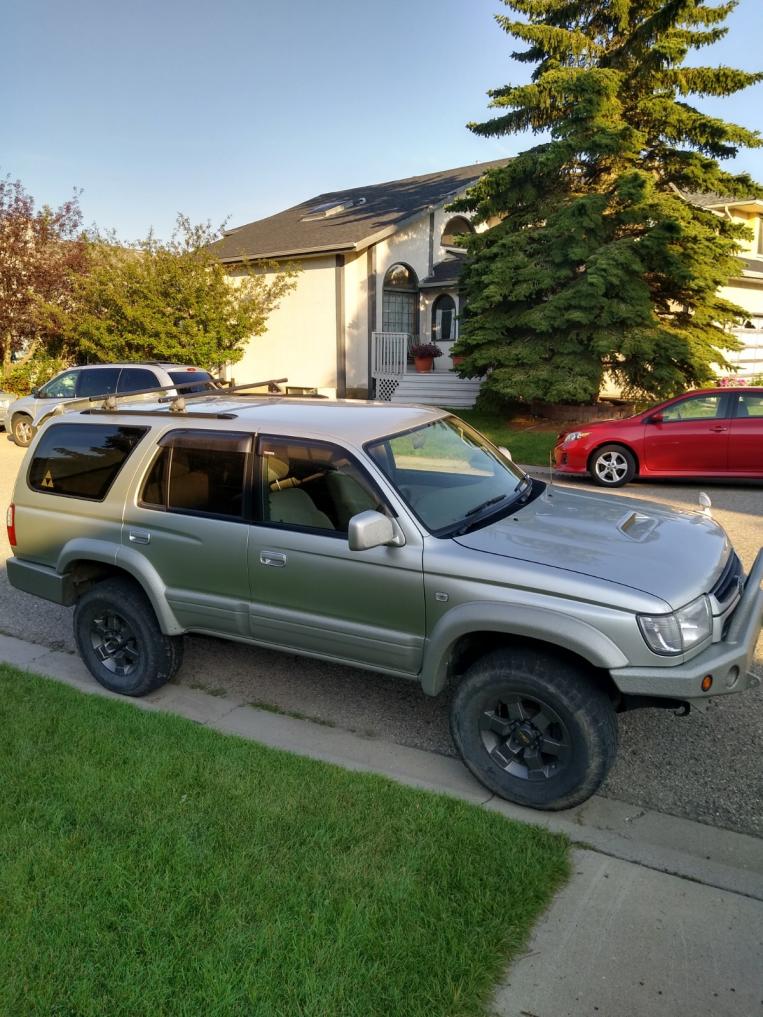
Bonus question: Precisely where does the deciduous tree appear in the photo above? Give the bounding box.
[48,216,298,372]
[0,178,87,373]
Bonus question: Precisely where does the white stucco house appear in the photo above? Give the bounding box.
[209,160,506,406]
[210,162,763,406]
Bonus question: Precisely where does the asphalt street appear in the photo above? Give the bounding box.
[1,434,761,836]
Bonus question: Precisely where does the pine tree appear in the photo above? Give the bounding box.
[451,0,763,404]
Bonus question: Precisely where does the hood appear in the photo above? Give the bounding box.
[454,485,729,610]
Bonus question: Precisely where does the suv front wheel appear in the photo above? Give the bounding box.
[74,577,184,696]
[12,414,35,447]
[450,648,617,810]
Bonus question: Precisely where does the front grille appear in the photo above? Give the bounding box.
[711,552,743,607]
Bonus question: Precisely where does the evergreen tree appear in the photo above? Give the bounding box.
[451,0,763,403]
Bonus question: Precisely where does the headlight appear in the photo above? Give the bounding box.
[563,431,590,443]
[638,596,712,655]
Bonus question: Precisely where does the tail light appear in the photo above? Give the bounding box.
[6,503,16,547]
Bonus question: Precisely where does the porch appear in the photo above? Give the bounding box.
[371,332,481,407]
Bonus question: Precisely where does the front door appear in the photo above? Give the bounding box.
[247,436,426,675]
[643,392,731,473]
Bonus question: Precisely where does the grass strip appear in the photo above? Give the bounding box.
[0,665,568,1017]
[449,409,559,466]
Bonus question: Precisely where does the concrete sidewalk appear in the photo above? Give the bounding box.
[2,632,762,1017]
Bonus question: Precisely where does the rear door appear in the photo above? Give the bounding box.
[643,392,731,473]
[727,391,763,473]
[123,428,253,637]
[247,436,426,675]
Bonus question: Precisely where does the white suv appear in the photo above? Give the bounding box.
[4,362,214,446]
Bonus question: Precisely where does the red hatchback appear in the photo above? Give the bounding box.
[553,387,763,487]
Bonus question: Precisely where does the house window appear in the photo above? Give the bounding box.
[431,294,457,342]
[382,264,418,336]
[441,216,474,248]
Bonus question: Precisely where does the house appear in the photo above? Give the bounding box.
[685,193,763,379]
[209,160,507,406]
[210,164,763,407]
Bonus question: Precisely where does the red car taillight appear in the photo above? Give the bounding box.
[6,504,16,547]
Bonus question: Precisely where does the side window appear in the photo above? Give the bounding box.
[660,394,724,422]
[28,423,148,501]
[259,438,382,533]
[76,368,121,398]
[118,368,161,393]
[735,393,763,418]
[38,370,79,398]
[140,430,250,519]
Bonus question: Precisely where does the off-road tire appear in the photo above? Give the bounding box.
[589,444,636,488]
[450,648,618,810]
[74,577,184,696]
[12,415,35,447]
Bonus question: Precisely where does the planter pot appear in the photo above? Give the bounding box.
[450,355,465,368]
[414,356,434,373]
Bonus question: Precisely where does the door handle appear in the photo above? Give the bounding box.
[709,425,729,433]
[260,550,287,567]
[128,530,151,545]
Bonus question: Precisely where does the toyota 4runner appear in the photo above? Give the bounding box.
[6,390,763,810]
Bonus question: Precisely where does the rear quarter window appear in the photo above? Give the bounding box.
[167,369,213,394]
[28,423,148,501]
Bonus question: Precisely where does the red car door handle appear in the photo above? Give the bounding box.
[710,425,728,432]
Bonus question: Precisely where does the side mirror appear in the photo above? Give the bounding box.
[648,412,663,425]
[498,445,513,462]
[348,510,402,551]
[31,388,40,398]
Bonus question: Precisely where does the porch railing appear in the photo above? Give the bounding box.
[371,332,411,400]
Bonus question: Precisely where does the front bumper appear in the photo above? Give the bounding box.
[610,548,763,701]
[553,443,589,474]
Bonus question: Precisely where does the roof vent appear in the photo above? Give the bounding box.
[301,196,366,222]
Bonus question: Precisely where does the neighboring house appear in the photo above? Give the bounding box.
[209,160,507,406]
[685,193,763,379]
[210,165,763,407]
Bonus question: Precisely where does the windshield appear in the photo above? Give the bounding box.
[366,415,530,536]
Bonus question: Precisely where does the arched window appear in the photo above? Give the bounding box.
[382,264,418,336]
[431,294,457,342]
[441,216,474,247]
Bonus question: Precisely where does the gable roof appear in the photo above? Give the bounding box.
[208,159,508,263]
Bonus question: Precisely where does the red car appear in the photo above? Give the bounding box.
[553,387,763,487]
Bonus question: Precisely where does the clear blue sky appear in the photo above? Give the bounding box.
[4,0,763,241]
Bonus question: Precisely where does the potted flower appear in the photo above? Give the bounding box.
[410,342,443,373]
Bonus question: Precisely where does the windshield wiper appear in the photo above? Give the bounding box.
[464,493,509,518]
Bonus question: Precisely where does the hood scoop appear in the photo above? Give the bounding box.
[617,510,658,541]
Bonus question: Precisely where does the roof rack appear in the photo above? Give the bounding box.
[31,376,289,430]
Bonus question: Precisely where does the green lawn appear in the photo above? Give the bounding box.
[448,408,559,466]
[0,666,569,1017]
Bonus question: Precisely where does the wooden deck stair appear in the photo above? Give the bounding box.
[388,371,481,408]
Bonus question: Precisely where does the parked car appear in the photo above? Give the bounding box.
[7,394,762,811]
[554,387,763,487]
[3,362,215,446]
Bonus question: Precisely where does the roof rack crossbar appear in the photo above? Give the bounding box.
[31,376,289,429]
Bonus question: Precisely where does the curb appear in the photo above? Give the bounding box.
[2,632,762,901]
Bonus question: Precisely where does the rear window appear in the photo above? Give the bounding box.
[28,423,148,501]
[167,369,214,394]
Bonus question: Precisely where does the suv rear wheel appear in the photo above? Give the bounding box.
[74,577,183,696]
[450,648,617,810]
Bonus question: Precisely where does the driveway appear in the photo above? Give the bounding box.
[1,436,761,836]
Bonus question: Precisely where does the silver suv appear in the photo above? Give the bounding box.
[6,392,763,810]
[4,362,214,446]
